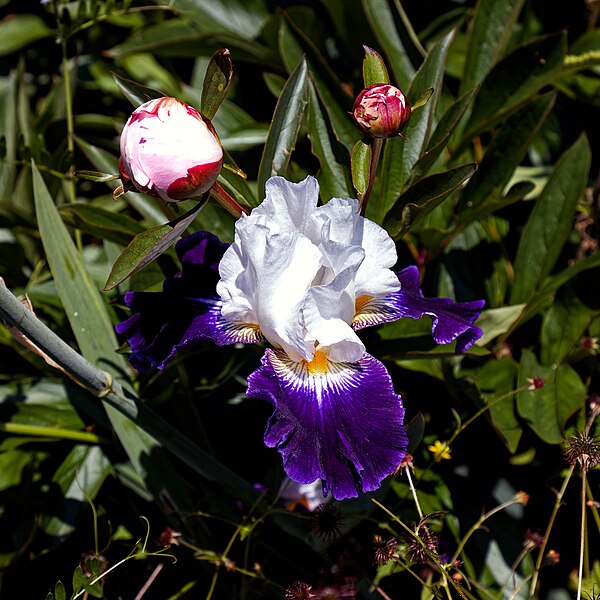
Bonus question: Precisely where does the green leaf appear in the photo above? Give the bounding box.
[384,163,476,237]
[278,15,358,152]
[459,93,555,212]
[31,163,213,525]
[510,134,591,304]
[457,180,535,227]
[0,450,31,492]
[409,86,478,184]
[257,57,309,200]
[201,48,233,120]
[517,252,600,329]
[474,305,526,346]
[173,0,269,40]
[540,289,596,366]
[475,358,521,453]
[0,70,17,197]
[307,81,353,200]
[42,445,112,538]
[103,198,208,290]
[111,72,165,107]
[362,45,390,86]
[54,581,66,600]
[460,0,526,94]
[0,14,53,56]
[361,0,415,90]
[72,565,86,594]
[463,32,567,138]
[351,140,372,198]
[58,204,146,247]
[517,349,586,444]
[411,87,433,110]
[401,30,454,187]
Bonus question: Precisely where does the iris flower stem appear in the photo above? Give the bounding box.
[0,281,262,507]
[360,137,383,216]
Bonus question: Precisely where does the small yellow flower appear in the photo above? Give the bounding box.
[428,440,452,462]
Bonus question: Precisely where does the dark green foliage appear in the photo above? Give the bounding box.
[0,0,599,598]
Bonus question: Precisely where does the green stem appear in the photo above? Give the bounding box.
[577,467,587,600]
[529,465,575,597]
[405,466,423,519]
[450,497,522,566]
[0,422,105,444]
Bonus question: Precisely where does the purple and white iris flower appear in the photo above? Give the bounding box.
[116,176,484,500]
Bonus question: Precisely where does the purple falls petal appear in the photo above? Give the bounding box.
[115,231,264,371]
[114,231,225,370]
[353,266,485,353]
[247,348,408,500]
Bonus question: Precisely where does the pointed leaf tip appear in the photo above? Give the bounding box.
[201,47,234,120]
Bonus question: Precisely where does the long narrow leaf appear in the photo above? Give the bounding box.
[463,32,566,139]
[103,198,208,290]
[257,57,309,200]
[31,163,205,530]
[383,163,476,238]
[510,134,591,304]
[459,93,555,213]
[461,0,526,94]
[307,81,353,200]
[361,0,415,90]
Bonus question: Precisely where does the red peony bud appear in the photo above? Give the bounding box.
[118,97,223,202]
[352,83,411,138]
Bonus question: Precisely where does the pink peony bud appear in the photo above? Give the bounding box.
[118,97,223,202]
[352,84,411,138]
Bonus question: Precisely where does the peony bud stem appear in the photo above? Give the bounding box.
[360,137,383,216]
[210,181,250,218]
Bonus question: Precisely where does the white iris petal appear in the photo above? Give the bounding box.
[217,176,400,365]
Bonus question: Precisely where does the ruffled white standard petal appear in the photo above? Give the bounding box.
[251,175,320,235]
[352,218,400,298]
[218,218,322,362]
